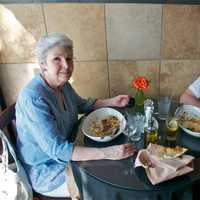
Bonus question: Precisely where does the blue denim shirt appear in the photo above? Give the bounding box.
[16,74,96,193]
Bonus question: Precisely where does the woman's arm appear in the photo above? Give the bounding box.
[71,143,135,161]
[17,97,74,163]
[180,89,200,108]
[66,83,97,113]
[93,95,129,110]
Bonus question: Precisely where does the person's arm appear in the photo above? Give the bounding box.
[66,83,129,112]
[18,96,135,163]
[180,89,200,108]
[66,83,96,114]
[71,143,135,161]
[17,97,74,163]
[93,95,129,110]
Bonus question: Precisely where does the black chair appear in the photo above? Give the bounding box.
[0,103,71,200]
[0,86,6,110]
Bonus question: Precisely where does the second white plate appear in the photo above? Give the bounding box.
[175,104,200,137]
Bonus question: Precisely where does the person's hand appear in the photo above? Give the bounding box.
[102,143,136,160]
[93,95,130,109]
[109,95,129,107]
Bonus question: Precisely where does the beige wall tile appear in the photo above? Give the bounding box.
[0,4,46,64]
[71,61,109,99]
[0,63,39,104]
[160,60,200,99]
[0,3,199,106]
[109,60,159,97]
[162,5,200,59]
[106,4,162,60]
[43,4,107,61]
[0,61,108,104]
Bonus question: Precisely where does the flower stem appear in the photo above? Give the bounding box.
[135,90,145,106]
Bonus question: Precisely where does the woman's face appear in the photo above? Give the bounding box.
[42,45,74,89]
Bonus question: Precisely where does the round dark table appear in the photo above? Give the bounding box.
[72,100,200,200]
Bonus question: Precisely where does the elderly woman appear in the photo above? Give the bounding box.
[16,33,135,198]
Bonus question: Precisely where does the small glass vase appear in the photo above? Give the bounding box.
[135,90,145,106]
[134,90,145,113]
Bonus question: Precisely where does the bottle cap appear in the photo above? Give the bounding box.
[144,99,154,111]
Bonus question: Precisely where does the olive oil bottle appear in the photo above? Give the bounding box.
[144,99,158,147]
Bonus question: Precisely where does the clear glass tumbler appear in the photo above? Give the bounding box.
[158,96,171,120]
[166,116,179,147]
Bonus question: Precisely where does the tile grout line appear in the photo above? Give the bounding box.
[41,2,48,34]
[159,4,164,97]
[2,58,200,66]
[104,3,111,98]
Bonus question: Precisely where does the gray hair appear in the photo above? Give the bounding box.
[35,33,73,65]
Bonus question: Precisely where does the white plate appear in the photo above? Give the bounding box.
[82,108,126,142]
[175,105,200,137]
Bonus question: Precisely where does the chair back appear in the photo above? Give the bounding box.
[0,104,71,200]
[0,103,16,155]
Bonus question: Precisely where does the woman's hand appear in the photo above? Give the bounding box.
[102,143,136,160]
[71,143,136,161]
[108,95,129,107]
[94,95,129,109]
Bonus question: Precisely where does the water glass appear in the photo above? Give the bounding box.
[124,116,136,142]
[124,113,144,142]
[124,112,144,165]
[158,96,171,120]
[131,113,144,141]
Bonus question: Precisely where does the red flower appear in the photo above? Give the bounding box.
[132,76,149,91]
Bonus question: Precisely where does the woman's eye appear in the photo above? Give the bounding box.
[66,58,73,62]
[54,57,60,61]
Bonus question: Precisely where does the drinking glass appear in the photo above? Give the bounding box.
[124,112,143,142]
[124,112,136,164]
[158,96,171,120]
[165,116,179,147]
[124,115,137,143]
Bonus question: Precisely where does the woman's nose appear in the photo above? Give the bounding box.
[62,59,69,69]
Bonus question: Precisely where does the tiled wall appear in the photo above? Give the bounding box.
[0,3,200,105]
[1,1,200,4]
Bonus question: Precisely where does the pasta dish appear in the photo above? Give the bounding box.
[90,115,120,137]
[179,112,200,133]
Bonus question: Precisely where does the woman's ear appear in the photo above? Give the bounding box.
[40,62,46,73]
[40,62,46,69]
[42,68,47,73]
